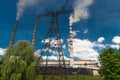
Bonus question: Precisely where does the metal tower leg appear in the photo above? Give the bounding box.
[35,13,67,80]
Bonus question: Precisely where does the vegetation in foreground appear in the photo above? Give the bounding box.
[0,41,36,80]
[0,40,103,80]
[100,48,120,80]
[1,40,120,80]
[36,75,103,80]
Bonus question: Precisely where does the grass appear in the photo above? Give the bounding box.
[36,75,103,80]
[68,75,103,80]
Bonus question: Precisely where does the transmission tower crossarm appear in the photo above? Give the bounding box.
[38,9,73,17]
[41,1,50,12]
[60,0,69,10]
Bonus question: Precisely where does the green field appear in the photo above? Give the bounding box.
[36,75,103,80]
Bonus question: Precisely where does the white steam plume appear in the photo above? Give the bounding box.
[16,0,39,20]
[69,0,93,26]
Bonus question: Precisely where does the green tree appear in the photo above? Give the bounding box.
[0,40,36,80]
[100,48,120,80]
[26,62,36,80]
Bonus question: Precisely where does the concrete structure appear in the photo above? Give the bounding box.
[36,60,100,76]
[32,16,39,47]
[69,25,74,67]
[9,20,19,46]
[92,69,100,76]
[40,60,99,67]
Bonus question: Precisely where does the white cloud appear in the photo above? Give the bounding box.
[41,38,63,48]
[36,38,68,60]
[72,39,99,60]
[34,50,41,57]
[62,44,66,49]
[72,30,79,37]
[94,43,106,49]
[35,49,70,61]
[83,29,88,34]
[36,36,120,61]
[98,37,105,43]
[0,48,5,55]
[42,55,70,60]
[64,56,70,60]
[112,36,120,44]
[110,44,120,49]
[42,56,57,60]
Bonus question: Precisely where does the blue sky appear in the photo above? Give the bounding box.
[0,0,120,60]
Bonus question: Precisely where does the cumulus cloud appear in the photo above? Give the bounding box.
[94,43,106,49]
[41,38,63,48]
[112,36,120,44]
[42,56,57,60]
[42,55,70,60]
[38,38,69,60]
[110,44,120,49]
[35,48,70,61]
[83,29,88,34]
[72,39,99,60]
[36,36,120,61]
[62,44,66,49]
[72,30,79,37]
[98,37,105,43]
[0,48,5,55]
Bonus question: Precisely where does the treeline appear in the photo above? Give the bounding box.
[0,40,120,80]
[100,48,120,80]
[0,41,36,80]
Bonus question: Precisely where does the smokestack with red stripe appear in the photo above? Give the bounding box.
[69,18,74,67]
[9,20,19,46]
[32,16,39,47]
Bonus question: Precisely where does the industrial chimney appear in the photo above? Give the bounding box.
[32,16,39,47]
[69,24,74,67]
[9,20,19,46]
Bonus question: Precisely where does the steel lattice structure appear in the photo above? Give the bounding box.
[34,13,68,80]
[9,0,73,80]
[32,0,73,80]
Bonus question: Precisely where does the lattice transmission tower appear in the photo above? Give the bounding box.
[32,0,73,80]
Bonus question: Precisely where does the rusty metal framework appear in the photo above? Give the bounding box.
[32,0,73,80]
[34,12,69,80]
